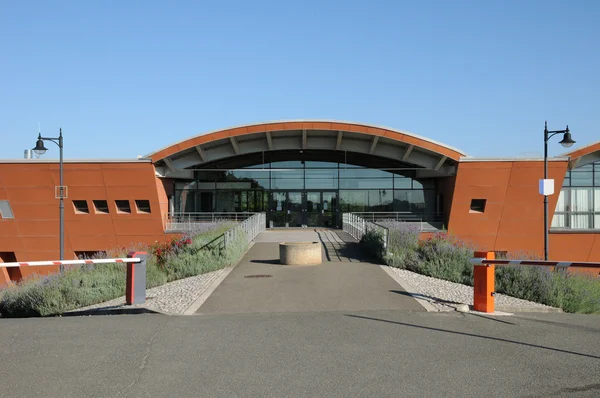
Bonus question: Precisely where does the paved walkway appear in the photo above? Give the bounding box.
[72,228,560,315]
[196,229,425,315]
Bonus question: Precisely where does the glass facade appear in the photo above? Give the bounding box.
[173,160,440,227]
[552,161,600,229]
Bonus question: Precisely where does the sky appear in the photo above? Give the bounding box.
[1,0,598,160]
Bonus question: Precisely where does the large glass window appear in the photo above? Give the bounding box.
[172,160,438,221]
[552,160,600,229]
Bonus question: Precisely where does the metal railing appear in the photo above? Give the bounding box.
[342,213,389,250]
[224,212,266,248]
[348,212,444,231]
[165,212,256,232]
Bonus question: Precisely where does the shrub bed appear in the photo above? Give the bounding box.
[0,222,248,317]
[361,221,600,314]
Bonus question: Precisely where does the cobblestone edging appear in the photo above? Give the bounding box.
[384,266,561,312]
[71,267,231,315]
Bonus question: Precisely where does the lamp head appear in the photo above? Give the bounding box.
[559,127,575,148]
[33,134,48,155]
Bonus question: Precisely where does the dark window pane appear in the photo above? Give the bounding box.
[595,172,600,187]
[271,161,304,168]
[271,179,304,189]
[251,179,270,189]
[394,175,412,188]
[197,182,215,189]
[339,178,393,189]
[305,161,338,168]
[367,190,393,211]
[339,190,368,212]
[339,169,392,178]
[272,170,304,179]
[228,170,269,180]
[246,163,269,168]
[215,192,240,212]
[305,169,337,179]
[412,179,435,189]
[197,171,220,181]
[570,171,593,186]
[393,190,434,214]
[175,181,197,190]
[216,181,253,189]
[305,179,338,189]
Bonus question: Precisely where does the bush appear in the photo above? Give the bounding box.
[380,221,420,268]
[0,263,127,317]
[495,265,559,306]
[359,228,386,263]
[560,274,600,314]
[0,221,248,317]
[412,232,475,285]
[359,219,600,314]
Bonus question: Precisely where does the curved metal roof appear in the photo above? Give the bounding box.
[147,120,467,160]
[147,120,467,177]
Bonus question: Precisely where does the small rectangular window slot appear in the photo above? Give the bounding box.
[470,199,487,213]
[0,252,20,280]
[135,200,151,214]
[93,200,109,214]
[73,200,90,214]
[0,200,15,219]
[115,200,131,214]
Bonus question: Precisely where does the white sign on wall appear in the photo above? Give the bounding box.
[539,179,554,196]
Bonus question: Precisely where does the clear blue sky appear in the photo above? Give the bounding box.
[1,0,598,160]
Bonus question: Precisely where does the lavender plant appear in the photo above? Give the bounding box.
[0,220,247,317]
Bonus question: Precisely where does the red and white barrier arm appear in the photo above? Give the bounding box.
[0,258,141,268]
[470,258,600,268]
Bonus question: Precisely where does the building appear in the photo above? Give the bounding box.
[1,120,599,283]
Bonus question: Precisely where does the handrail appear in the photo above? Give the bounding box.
[347,212,444,231]
[165,212,257,232]
[342,213,389,251]
[224,212,267,248]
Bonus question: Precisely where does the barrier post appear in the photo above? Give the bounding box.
[473,251,495,313]
[126,252,147,305]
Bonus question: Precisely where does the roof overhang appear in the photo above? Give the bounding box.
[147,120,465,178]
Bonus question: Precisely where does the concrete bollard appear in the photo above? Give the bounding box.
[126,252,147,305]
[279,242,322,265]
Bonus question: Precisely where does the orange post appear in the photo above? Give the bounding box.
[473,251,495,313]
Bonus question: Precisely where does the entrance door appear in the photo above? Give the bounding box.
[305,192,338,228]
[322,192,337,228]
[270,191,303,227]
[269,191,338,228]
[305,192,321,227]
[287,191,303,227]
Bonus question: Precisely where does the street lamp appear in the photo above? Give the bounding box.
[33,128,65,269]
[542,121,575,261]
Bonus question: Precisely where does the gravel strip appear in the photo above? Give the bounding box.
[71,267,231,315]
[385,266,560,312]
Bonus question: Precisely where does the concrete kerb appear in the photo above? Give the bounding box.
[61,241,256,318]
[379,265,439,312]
[182,241,256,315]
[494,305,562,314]
[380,265,563,315]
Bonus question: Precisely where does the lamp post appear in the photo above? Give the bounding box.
[33,128,65,270]
[542,121,575,261]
